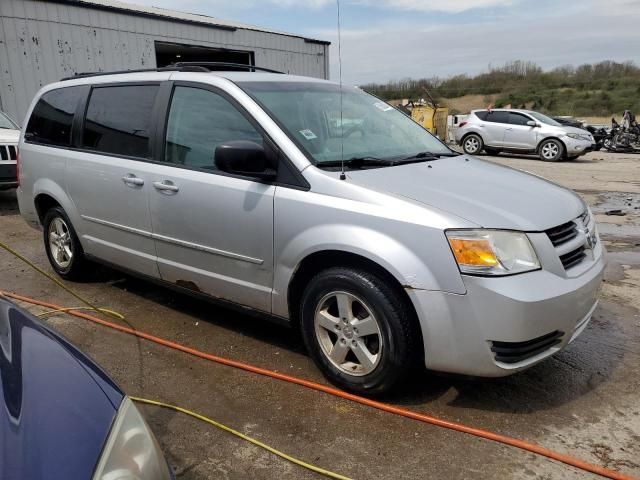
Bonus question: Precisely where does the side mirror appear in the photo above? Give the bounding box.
[526,120,538,127]
[215,141,277,180]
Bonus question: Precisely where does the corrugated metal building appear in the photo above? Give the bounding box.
[0,0,330,122]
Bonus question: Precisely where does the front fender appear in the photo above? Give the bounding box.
[272,223,466,318]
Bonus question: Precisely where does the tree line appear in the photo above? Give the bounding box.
[361,60,640,116]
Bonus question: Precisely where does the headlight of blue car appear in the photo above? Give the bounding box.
[92,397,173,480]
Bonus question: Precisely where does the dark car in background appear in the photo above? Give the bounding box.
[0,297,173,480]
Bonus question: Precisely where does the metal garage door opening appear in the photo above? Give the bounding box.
[155,41,254,69]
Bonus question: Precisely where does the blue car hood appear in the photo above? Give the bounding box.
[0,298,124,480]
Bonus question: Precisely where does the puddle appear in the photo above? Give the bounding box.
[591,191,640,216]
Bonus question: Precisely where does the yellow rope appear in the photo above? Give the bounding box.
[130,396,354,480]
[0,241,124,320]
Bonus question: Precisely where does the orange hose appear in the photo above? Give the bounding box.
[2,289,636,480]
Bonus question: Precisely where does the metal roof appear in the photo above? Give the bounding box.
[46,0,331,45]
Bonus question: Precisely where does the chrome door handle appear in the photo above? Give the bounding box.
[122,174,144,186]
[153,181,179,193]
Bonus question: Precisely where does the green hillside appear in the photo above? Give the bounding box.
[362,60,640,116]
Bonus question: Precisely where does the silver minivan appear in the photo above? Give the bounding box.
[17,66,605,394]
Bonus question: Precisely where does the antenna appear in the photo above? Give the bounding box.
[336,0,346,180]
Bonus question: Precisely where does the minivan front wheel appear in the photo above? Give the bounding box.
[43,206,90,280]
[462,134,483,155]
[538,139,564,162]
[300,267,419,395]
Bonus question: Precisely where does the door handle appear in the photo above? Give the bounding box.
[122,174,144,187]
[153,180,179,193]
[505,128,513,131]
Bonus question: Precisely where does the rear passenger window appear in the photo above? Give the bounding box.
[486,111,509,124]
[474,111,489,121]
[508,113,531,126]
[82,85,159,158]
[25,86,83,147]
[164,86,263,170]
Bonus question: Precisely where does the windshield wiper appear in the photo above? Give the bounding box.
[395,151,459,164]
[316,156,396,169]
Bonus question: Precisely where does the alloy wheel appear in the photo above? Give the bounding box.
[464,136,480,153]
[48,217,73,269]
[314,291,383,376]
[541,142,560,160]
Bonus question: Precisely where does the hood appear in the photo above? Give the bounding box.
[559,125,592,136]
[0,298,124,480]
[346,155,585,230]
[0,129,19,144]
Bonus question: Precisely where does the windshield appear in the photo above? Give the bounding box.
[238,81,451,164]
[528,111,562,127]
[0,112,18,130]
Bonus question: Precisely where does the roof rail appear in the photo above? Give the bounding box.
[169,62,284,73]
[60,62,282,81]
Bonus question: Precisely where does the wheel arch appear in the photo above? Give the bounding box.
[286,249,424,357]
[536,136,567,155]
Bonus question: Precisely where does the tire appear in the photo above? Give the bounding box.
[538,138,564,162]
[484,147,500,156]
[462,133,483,155]
[43,206,91,280]
[300,267,420,395]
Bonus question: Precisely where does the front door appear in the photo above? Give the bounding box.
[148,84,275,312]
[503,112,537,150]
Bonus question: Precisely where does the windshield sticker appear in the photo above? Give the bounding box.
[299,129,317,140]
[374,102,393,112]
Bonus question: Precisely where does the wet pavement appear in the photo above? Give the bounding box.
[0,151,639,479]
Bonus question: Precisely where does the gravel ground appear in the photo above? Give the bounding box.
[0,150,639,480]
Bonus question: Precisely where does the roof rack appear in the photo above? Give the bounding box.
[170,62,284,73]
[60,62,283,81]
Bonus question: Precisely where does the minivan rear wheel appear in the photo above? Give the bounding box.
[462,134,483,155]
[300,267,419,395]
[538,139,564,162]
[43,206,91,280]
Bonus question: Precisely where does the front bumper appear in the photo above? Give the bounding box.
[0,161,17,189]
[563,137,594,156]
[409,244,605,377]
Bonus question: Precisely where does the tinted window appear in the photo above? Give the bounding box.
[82,85,158,158]
[486,111,509,124]
[164,86,263,170]
[26,87,83,146]
[508,113,531,126]
[474,110,489,121]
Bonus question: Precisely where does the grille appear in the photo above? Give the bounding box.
[545,220,578,246]
[0,145,17,161]
[491,330,564,364]
[559,246,586,270]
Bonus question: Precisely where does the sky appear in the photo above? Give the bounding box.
[131,0,640,85]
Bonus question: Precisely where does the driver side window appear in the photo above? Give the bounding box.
[164,86,263,170]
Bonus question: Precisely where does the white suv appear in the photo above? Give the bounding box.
[0,111,20,189]
[455,109,595,161]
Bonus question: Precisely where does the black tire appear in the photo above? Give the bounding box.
[484,147,500,156]
[462,133,483,155]
[43,206,91,280]
[538,138,564,162]
[300,267,420,395]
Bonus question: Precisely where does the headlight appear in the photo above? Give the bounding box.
[566,133,581,139]
[92,397,172,480]
[446,230,540,276]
